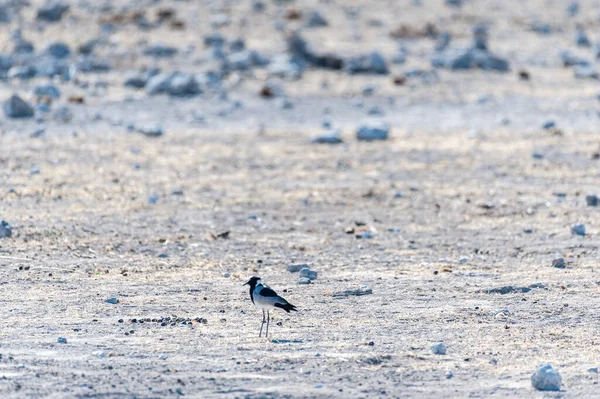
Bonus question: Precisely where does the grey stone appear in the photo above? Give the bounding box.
[332,286,373,297]
[445,0,462,6]
[30,166,40,175]
[33,84,60,99]
[104,297,118,304]
[137,124,164,137]
[0,221,12,238]
[76,55,111,73]
[0,55,13,71]
[0,5,9,23]
[168,73,201,96]
[574,65,598,80]
[57,337,67,344]
[542,120,556,130]
[299,268,311,278]
[13,39,34,54]
[204,33,226,48]
[435,32,452,52]
[431,48,510,72]
[575,29,591,47]
[445,370,453,379]
[530,21,552,35]
[482,284,544,294]
[267,54,303,80]
[571,223,585,236]
[431,343,447,355]
[227,50,268,71]
[53,106,72,123]
[357,121,389,141]
[531,364,562,391]
[588,367,598,373]
[4,95,34,118]
[287,264,309,272]
[310,129,343,144]
[143,44,178,58]
[560,50,589,67]
[229,38,245,53]
[586,195,599,206]
[308,270,317,280]
[552,258,566,269]
[345,52,388,75]
[297,277,311,285]
[287,33,343,71]
[146,73,175,95]
[37,1,69,22]
[46,42,71,59]
[305,11,328,28]
[8,66,36,80]
[252,0,266,12]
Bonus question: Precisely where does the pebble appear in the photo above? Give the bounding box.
[356,120,389,141]
[431,343,447,355]
[445,370,453,379]
[531,364,562,391]
[148,194,159,204]
[4,95,34,118]
[552,258,566,269]
[287,263,309,272]
[92,351,106,358]
[136,124,164,137]
[459,256,468,263]
[332,286,373,297]
[0,221,12,238]
[304,11,328,28]
[105,297,119,304]
[345,52,388,75]
[30,167,40,175]
[46,42,71,59]
[575,28,591,47]
[57,337,67,344]
[570,223,585,236]
[542,120,556,130]
[33,84,61,99]
[143,44,178,58]
[158,353,168,360]
[297,277,311,284]
[588,367,598,373]
[310,129,343,144]
[586,195,598,207]
[37,1,69,22]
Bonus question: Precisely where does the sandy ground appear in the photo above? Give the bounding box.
[2,0,600,398]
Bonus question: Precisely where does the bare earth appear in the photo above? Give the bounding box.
[2,0,600,398]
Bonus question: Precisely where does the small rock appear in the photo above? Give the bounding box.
[586,195,598,207]
[46,42,70,59]
[431,343,446,355]
[37,1,69,22]
[297,277,311,285]
[304,11,328,28]
[30,167,40,175]
[345,52,388,75]
[542,120,556,130]
[310,129,343,144]
[287,263,309,273]
[552,258,566,269]
[4,95,34,118]
[158,353,168,360]
[587,367,598,373]
[33,84,61,99]
[459,256,468,263]
[57,337,67,344]
[308,270,317,280]
[530,21,552,35]
[574,65,599,80]
[105,298,119,304]
[8,66,35,80]
[299,267,311,278]
[92,350,106,358]
[435,32,452,52]
[560,50,589,67]
[148,194,159,204]
[575,28,591,47]
[531,364,562,392]
[356,121,389,141]
[445,370,453,379]
[570,223,586,236]
[143,44,178,58]
[332,286,373,297]
[0,221,12,238]
[567,2,580,17]
[136,124,164,137]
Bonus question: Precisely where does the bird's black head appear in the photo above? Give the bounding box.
[244,276,261,288]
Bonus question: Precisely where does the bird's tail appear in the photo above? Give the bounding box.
[275,302,297,313]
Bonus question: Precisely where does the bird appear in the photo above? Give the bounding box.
[244,276,297,337]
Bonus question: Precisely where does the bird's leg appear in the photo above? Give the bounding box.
[259,309,265,337]
[266,311,270,338]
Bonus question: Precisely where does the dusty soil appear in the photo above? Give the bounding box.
[2,0,600,398]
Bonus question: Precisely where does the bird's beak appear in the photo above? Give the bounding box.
[243,282,248,286]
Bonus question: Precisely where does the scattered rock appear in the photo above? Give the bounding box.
[304,11,328,28]
[297,277,311,285]
[287,263,309,272]
[432,48,509,72]
[542,120,556,130]
[33,84,61,99]
[332,286,373,297]
[431,343,447,355]
[531,364,562,392]
[574,65,598,80]
[299,267,317,280]
[57,337,67,344]
[571,223,585,236]
[530,21,552,35]
[588,367,598,373]
[105,298,119,304]
[267,54,303,80]
[560,50,589,67]
[575,27,591,47]
[148,194,159,204]
[143,44,178,58]
[482,283,544,295]
[345,52,388,75]
[46,42,71,59]
[92,350,106,358]
[168,73,201,96]
[0,221,12,238]
[4,95,34,118]
[37,1,69,22]
[552,258,566,269]
[445,370,453,379]
[287,33,343,71]
[310,129,343,144]
[586,195,598,207]
[356,121,389,141]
